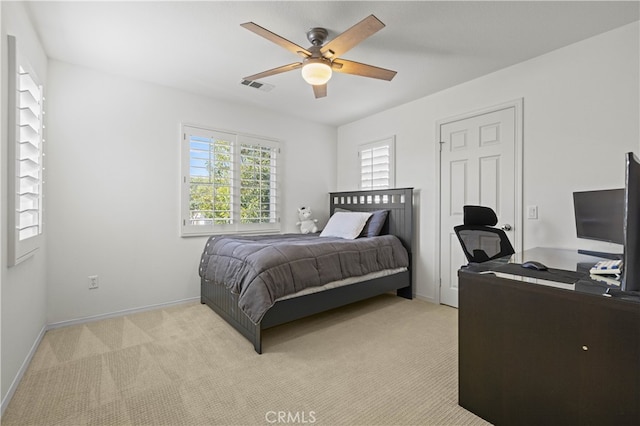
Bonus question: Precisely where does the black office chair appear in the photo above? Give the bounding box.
[454,205,515,263]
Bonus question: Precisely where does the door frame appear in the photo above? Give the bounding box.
[434,98,524,304]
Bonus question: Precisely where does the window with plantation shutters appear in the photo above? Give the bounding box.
[359,137,395,190]
[7,35,45,266]
[181,124,280,236]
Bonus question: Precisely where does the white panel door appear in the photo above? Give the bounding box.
[439,104,520,307]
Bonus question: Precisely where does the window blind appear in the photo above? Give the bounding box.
[7,35,45,265]
[359,137,395,190]
[17,66,44,241]
[239,142,278,224]
[188,132,234,226]
[181,125,280,236]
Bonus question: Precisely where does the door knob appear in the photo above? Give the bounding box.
[501,224,512,231]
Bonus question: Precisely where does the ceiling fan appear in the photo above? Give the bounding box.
[241,14,397,99]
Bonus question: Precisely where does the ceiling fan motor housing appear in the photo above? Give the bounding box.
[306,27,329,46]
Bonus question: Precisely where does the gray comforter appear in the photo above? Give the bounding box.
[199,233,409,323]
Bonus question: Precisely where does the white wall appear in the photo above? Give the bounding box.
[1,1,48,409]
[337,22,640,302]
[45,61,337,324]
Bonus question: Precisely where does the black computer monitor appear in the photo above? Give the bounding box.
[621,152,640,292]
[573,189,625,245]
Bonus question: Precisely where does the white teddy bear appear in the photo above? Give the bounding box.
[296,206,319,234]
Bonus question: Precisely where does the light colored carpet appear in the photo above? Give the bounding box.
[2,295,490,425]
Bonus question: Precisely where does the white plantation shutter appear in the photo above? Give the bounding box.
[188,130,234,226]
[238,135,279,225]
[17,68,43,240]
[8,35,45,265]
[181,124,280,236]
[359,137,395,190]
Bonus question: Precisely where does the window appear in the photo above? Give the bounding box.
[181,124,280,236]
[358,136,395,190]
[7,35,45,266]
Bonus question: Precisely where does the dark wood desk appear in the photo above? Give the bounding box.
[458,249,640,425]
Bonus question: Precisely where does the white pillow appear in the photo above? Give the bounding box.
[319,212,373,239]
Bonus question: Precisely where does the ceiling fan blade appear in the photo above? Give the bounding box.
[312,84,327,98]
[321,15,385,58]
[241,22,311,58]
[244,62,303,81]
[332,59,397,81]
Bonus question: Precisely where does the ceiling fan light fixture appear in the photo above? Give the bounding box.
[301,60,332,85]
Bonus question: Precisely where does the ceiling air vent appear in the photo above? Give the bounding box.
[241,79,274,92]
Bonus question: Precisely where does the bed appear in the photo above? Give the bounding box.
[199,187,414,353]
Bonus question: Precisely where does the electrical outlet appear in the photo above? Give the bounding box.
[527,205,538,219]
[88,275,99,289]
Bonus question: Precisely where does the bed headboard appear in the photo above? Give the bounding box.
[329,188,414,253]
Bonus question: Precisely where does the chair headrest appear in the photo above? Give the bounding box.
[463,205,498,226]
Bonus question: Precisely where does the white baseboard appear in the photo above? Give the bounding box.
[1,297,200,416]
[414,292,438,304]
[47,297,200,329]
[1,324,47,416]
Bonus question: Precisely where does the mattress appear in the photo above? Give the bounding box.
[275,267,408,301]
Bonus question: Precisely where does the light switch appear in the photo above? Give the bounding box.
[527,205,538,219]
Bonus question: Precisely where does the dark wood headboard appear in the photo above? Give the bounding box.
[329,188,414,254]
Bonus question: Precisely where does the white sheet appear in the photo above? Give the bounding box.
[275,267,408,301]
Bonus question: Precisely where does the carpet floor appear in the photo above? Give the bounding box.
[2,295,490,425]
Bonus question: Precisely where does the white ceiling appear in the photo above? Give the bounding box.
[25,1,640,127]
